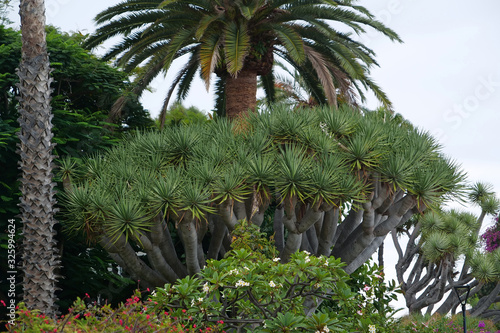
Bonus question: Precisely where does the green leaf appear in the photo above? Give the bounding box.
[224,21,250,75]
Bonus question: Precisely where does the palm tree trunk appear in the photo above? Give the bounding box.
[17,0,59,317]
[225,69,257,120]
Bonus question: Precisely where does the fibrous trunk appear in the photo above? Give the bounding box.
[225,69,257,120]
[17,0,59,317]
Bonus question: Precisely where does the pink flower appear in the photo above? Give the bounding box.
[363,285,371,292]
[357,310,363,315]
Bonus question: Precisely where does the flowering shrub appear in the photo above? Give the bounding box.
[330,261,401,332]
[11,219,500,333]
[4,290,224,332]
[149,220,404,332]
[482,216,500,252]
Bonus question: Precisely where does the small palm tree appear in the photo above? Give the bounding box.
[84,0,401,122]
[17,0,59,317]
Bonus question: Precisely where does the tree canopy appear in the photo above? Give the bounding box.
[83,0,402,121]
[0,24,152,313]
[61,104,465,290]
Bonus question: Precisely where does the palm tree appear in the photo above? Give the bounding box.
[17,0,59,317]
[84,0,401,122]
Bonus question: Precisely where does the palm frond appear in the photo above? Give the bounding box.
[224,21,250,75]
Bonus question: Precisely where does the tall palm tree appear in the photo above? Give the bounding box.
[17,0,59,316]
[84,0,401,122]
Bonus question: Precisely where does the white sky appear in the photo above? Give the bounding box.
[7,0,500,313]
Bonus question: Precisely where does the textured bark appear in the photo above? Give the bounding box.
[17,0,59,317]
[225,69,257,120]
[178,213,201,275]
[207,217,228,259]
[100,235,167,288]
[470,283,500,318]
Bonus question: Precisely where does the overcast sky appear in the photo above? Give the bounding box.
[7,0,500,311]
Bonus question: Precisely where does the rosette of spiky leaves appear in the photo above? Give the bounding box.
[419,210,479,263]
[246,152,278,203]
[149,168,184,218]
[275,145,313,203]
[104,195,154,243]
[186,159,223,188]
[267,104,318,146]
[317,104,359,140]
[376,125,428,191]
[56,155,82,188]
[82,153,109,181]
[468,252,499,283]
[478,195,500,216]
[60,183,108,241]
[408,156,466,210]
[177,180,216,222]
[165,124,203,166]
[308,154,353,207]
[421,232,452,263]
[341,117,388,173]
[469,182,495,206]
[441,212,471,255]
[419,211,446,236]
[213,163,251,204]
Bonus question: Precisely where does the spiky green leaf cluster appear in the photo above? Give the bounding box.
[62,105,464,244]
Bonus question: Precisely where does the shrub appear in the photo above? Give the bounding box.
[149,220,401,332]
[4,291,224,332]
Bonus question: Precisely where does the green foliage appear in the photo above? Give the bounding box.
[85,0,402,117]
[0,24,154,316]
[147,220,400,332]
[59,104,467,295]
[5,290,224,332]
[340,262,401,331]
[159,102,208,127]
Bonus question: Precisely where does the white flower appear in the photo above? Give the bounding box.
[368,324,376,333]
[273,257,280,262]
[323,326,330,333]
[305,256,311,263]
[229,269,239,275]
[314,283,321,289]
[303,250,311,255]
[269,281,276,288]
[151,290,157,297]
[243,266,250,271]
[235,279,250,287]
[197,297,203,303]
[323,261,328,267]
[203,282,210,293]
